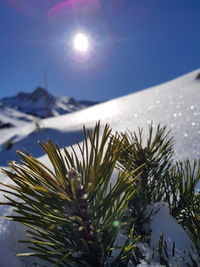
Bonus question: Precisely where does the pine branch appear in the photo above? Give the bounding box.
[116,123,174,235]
[0,122,140,266]
[1,121,200,266]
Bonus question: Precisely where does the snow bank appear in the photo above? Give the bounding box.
[145,202,197,266]
[0,69,200,266]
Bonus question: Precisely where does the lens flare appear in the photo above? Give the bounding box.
[112,220,121,228]
[48,0,101,18]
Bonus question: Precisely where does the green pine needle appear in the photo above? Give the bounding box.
[0,121,200,266]
[0,122,140,266]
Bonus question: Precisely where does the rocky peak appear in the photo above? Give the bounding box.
[30,87,55,104]
[16,87,54,101]
[32,87,50,98]
[0,87,98,118]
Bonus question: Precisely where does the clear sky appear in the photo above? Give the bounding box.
[0,0,200,101]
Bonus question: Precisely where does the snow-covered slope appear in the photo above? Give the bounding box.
[0,69,200,266]
[40,68,199,161]
[0,102,36,128]
[0,87,98,120]
[0,69,200,166]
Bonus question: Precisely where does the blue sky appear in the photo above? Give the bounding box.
[0,0,200,101]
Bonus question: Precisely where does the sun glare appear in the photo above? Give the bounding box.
[73,33,89,52]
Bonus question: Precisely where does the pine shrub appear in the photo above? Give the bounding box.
[0,122,200,266]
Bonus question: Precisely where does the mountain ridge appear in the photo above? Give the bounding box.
[0,68,200,267]
[0,87,98,127]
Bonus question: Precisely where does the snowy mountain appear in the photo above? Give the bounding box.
[0,69,200,165]
[0,87,98,127]
[0,68,200,266]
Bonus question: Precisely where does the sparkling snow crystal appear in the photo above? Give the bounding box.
[0,69,200,266]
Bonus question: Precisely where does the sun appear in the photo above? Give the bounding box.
[73,32,90,53]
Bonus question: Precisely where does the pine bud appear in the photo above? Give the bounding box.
[68,168,82,196]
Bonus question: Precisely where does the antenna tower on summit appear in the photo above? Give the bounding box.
[44,69,48,91]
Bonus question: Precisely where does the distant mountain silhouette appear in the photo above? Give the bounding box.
[1,87,99,118]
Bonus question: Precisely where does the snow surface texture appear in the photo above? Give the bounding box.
[0,103,36,127]
[0,69,200,266]
[144,202,197,266]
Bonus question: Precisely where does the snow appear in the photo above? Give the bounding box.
[0,87,97,119]
[0,69,200,266]
[0,104,35,127]
[1,69,200,164]
[137,260,164,267]
[144,202,197,266]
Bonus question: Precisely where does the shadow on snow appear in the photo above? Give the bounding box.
[0,127,86,166]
